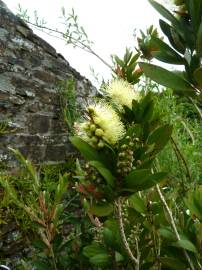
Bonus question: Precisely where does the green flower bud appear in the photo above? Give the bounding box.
[83,122,90,131]
[91,136,98,143]
[83,198,90,210]
[118,152,125,158]
[129,142,134,147]
[95,128,104,137]
[97,140,105,148]
[90,124,96,132]
[121,144,128,150]
[87,106,95,114]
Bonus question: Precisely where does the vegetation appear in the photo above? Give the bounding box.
[0,0,202,269]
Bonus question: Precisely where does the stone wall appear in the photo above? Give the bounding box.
[0,0,95,168]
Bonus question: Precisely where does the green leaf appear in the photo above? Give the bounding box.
[140,172,167,190]
[184,186,202,220]
[129,194,146,214]
[124,169,167,191]
[114,55,124,67]
[159,19,185,54]
[103,228,114,247]
[124,169,150,187]
[33,261,50,270]
[172,239,197,253]
[148,0,183,36]
[160,257,187,270]
[159,227,175,241]
[147,124,173,152]
[139,62,196,96]
[83,243,106,258]
[193,67,202,87]
[187,0,202,35]
[196,22,202,56]
[90,202,113,217]
[90,254,110,265]
[89,161,115,187]
[70,136,106,165]
[151,36,184,64]
[115,251,124,262]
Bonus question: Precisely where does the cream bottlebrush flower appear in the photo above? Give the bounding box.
[77,102,125,147]
[105,79,140,109]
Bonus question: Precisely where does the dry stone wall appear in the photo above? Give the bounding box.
[0,0,95,168]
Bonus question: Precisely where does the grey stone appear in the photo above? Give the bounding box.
[28,114,51,134]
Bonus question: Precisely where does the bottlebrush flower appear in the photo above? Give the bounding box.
[77,102,125,148]
[105,79,140,110]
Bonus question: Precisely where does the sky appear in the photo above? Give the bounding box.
[4,0,161,85]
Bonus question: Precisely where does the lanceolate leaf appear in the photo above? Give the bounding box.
[159,19,185,54]
[90,202,114,217]
[83,243,107,258]
[89,161,115,187]
[139,62,196,96]
[160,257,187,270]
[187,0,202,35]
[124,169,167,191]
[196,21,202,57]
[129,194,146,214]
[148,0,184,37]
[151,36,184,64]
[147,124,173,152]
[193,67,202,87]
[172,239,197,253]
[70,136,107,166]
[90,254,110,265]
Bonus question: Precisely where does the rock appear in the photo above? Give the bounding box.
[0,0,95,167]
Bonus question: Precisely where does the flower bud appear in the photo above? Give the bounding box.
[118,152,125,158]
[95,128,104,137]
[87,106,95,114]
[83,122,90,131]
[97,140,105,148]
[91,136,98,143]
[121,144,128,150]
[90,124,96,132]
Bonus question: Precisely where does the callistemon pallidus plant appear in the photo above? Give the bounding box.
[71,78,172,203]
[70,79,187,268]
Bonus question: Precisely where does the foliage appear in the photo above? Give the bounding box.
[0,151,94,270]
[112,48,143,84]
[58,79,80,133]
[137,0,202,102]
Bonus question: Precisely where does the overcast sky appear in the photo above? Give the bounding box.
[5,0,161,85]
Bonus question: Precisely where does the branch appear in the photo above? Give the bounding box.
[22,20,113,71]
[116,197,140,270]
[156,184,195,270]
[171,137,192,182]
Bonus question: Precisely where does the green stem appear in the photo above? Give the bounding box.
[171,137,192,183]
[116,197,140,270]
[156,185,195,270]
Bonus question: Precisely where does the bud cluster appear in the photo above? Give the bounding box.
[122,200,129,225]
[84,162,102,184]
[117,136,134,177]
[127,224,143,247]
[82,120,105,149]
